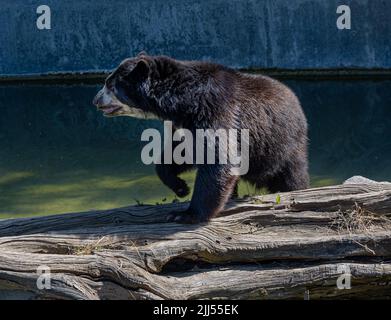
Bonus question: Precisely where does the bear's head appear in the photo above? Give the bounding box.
[93,53,158,119]
[93,53,220,125]
[93,52,187,120]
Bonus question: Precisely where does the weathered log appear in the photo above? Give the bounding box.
[1,182,391,300]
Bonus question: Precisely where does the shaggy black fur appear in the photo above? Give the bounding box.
[94,53,309,223]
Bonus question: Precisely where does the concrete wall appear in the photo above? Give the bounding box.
[0,0,390,76]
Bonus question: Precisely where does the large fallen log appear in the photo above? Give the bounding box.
[1,179,391,300]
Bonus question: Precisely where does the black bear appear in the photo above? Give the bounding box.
[93,53,309,223]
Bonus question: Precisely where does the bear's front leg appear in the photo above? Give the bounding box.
[167,164,239,223]
[156,162,194,198]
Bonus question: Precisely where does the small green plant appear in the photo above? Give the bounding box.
[275,194,281,205]
[134,199,144,206]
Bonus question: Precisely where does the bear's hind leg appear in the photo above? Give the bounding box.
[231,182,239,199]
[266,161,309,193]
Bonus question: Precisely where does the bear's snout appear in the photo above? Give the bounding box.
[92,89,104,107]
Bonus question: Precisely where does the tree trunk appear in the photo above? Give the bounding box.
[1,181,391,300]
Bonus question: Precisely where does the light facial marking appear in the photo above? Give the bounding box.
[99,85,158,119]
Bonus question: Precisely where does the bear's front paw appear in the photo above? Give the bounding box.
[166,209,202,224]
[173,181,190,198]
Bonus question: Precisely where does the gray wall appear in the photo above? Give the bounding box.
[0,0,390,76]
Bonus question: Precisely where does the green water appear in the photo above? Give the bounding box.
[0,145,269,218]
[1,80,390,218]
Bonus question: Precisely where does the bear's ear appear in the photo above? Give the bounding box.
[129,59,150,80]
[137,51,148,57]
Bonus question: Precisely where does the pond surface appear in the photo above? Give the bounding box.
[0,79,390,218]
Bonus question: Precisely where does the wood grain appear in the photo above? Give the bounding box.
[1,182,391,299]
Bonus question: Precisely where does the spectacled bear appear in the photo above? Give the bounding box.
[93,53,309,223]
